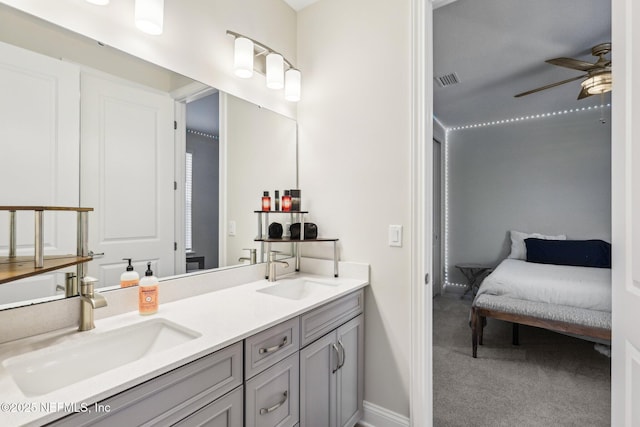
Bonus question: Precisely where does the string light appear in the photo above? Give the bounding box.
[442,103,611,290]
[447,104,610,132]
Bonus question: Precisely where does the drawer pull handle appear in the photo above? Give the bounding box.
[259,391,288,415]
[332,343,340,373]
[337,339,346,370]
[259,336,288,354]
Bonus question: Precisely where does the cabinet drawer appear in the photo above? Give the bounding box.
[300,290,363,348]
[173,386,243,427]
[245,352,299,427]
[245,317,299,379]
[48,342,243,426]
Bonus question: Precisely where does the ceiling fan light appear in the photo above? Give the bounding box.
[266,53,284,90]
[234,37,254,79]
[582,72,612,95]
[135,0,164,35]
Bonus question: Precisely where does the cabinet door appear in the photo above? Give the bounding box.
[173,386,243,427]
[299,332,338,427]
[336,315,364,427]
[245,352,299,427]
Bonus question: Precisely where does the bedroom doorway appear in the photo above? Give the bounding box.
[429,0,612,425]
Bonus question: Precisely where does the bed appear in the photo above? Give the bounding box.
[470,233,612,358]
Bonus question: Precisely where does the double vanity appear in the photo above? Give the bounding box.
[0,261,367,426]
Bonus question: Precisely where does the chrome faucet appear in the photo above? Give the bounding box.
[267,251,289,282]
[239,248,257,265]
[79,276,107,331]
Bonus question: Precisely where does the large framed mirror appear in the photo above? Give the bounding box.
[0,4,297,310]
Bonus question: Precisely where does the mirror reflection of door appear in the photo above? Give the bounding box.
[185,93,220,272]
[81,70,175,285]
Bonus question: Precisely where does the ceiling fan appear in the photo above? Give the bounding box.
[514,42,612,99]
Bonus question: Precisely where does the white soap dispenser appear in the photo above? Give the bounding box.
[138,262,158,315]
[120,258,140,288]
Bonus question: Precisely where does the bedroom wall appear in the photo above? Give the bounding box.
[446,108,611,286]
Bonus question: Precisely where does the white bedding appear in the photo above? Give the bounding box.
[474,259,611,312]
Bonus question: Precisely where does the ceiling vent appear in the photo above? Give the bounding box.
[435,72,460,88]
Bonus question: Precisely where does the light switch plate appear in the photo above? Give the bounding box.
[228,221,236,236]
[389,225,403,247]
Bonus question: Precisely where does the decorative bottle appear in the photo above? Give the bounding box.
[282,190,292,212]
[262,191,271,211]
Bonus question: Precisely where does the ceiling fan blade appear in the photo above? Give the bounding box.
[577,86,592,100]
[514,75,586,98]
[546,57,596,71]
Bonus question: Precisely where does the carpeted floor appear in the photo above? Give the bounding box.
[433,293,611,427]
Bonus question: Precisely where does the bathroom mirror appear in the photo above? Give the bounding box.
[0,5,297,310]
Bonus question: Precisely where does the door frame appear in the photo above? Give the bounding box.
[410,0,432,425]
[412,0,630,426]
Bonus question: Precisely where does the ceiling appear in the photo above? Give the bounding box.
[434,0,612,128]
[283,0,319,11]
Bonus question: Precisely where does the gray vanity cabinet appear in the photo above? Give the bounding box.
[299,290,364,427]
[173,386,244,427]
[245,353,300,427]
[244,317,300,427]
[47,342,243,427]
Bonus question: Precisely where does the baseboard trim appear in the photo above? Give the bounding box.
[358,400,410,427]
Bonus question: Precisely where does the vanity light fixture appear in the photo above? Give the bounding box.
[135,0,164,35]
[266,53,285,90]
[85,0,109,4]
[227,30,301,102]
[285,69,301,102]
[234,38,254,78]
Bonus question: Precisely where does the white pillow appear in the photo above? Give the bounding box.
[508,230,566,260]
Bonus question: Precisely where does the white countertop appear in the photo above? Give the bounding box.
[0,272,368,426]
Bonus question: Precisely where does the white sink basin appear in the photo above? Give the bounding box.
[3,318,201,397]
[257,278,338,300]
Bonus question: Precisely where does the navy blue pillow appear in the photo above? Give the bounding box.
[524,238,611,268]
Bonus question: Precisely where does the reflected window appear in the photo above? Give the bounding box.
[185,152,193,252]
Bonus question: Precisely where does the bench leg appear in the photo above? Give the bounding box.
[471,308,478,358]
[512,322,520,346]
[479,315,485,346]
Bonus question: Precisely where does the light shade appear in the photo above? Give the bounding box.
[85,0,109,4]
[234,38,254,78]
[266,53,285,90]
[135,0,164,35]
[581,71,612,95]
[285,69,301,102]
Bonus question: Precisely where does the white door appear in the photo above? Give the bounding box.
[81,70,175,287]
[611,1,640,424]
[0,41,79,302]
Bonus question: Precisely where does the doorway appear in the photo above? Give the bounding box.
[184,93,220,272]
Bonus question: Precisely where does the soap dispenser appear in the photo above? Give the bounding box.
[138,262,158,315]
[120,258,140,288]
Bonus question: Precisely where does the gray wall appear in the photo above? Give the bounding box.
[446,110,611,285]
[186,132,219,270]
